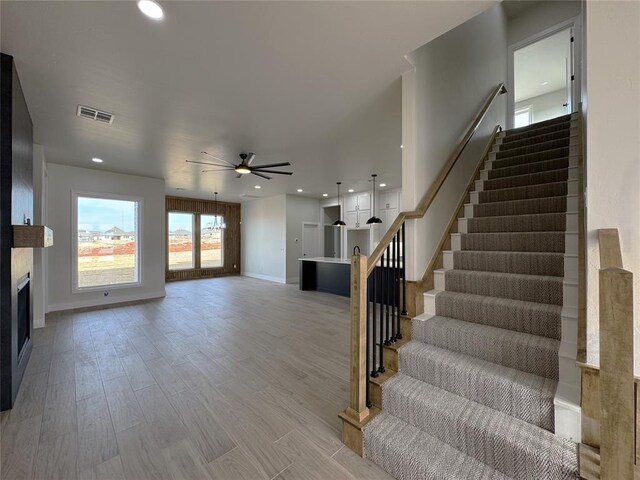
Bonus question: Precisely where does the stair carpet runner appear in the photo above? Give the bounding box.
[363,114,580,479]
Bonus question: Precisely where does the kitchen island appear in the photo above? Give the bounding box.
[299,257,351,297]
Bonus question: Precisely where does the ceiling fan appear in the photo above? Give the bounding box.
[186,152,293,180]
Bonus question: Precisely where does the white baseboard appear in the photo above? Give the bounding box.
[241,272,286,284]
[47,289,166,313]
[34,317,45,329]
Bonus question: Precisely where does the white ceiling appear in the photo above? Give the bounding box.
[514,28,571,102]
[1,0,494,202]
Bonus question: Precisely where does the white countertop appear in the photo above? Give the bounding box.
[299,257,350,265]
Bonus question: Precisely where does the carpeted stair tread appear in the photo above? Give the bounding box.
[412,315,559,378]
[466,213,566,233]
[505,114,572,136]
[363,412,513,480]
[381,374,579,479]
[478,181,567,204]
[504,122,573,144]
[472,196,567,217]
[495,138,571,160]
[499,129,572,152]
[482,168,569,191]
[491,147,571,170]
[452,250,564,276]
[444,269,563,305]
[433,283,562,340]
[398,341,557,429]
[460,232,565,253]
[487,157,570,180]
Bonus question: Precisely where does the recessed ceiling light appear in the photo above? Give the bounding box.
[92,157,103,163]
[348,188,354,193]
[137,0,164,20]
[322,193,328,197]
[297,189,303,193]
[254,185,261,189]
[541,81,549,86]
[379,183,386,187]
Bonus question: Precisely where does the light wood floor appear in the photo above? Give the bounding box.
[0,276,393,480]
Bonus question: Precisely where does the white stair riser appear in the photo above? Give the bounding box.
[554,395,582,442]
[423,290,437,316]
[434,269,446,291]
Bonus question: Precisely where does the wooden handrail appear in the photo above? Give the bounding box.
[596,228,634,479]
[366,82,506,276]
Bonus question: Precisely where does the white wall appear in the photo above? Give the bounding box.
[241,194,286,283]
[507,1,582,46]
[583,1,640,372]
[403,4,508,280]
[32,145,47,327]
[516,88,567,124]
[46,163,166,312]
[285,195,320,283]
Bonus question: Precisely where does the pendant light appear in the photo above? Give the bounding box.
[212,192,227,230]
[332,182,347,226]
[366,174,383,225]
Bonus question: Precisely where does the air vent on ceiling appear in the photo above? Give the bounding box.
[239,194,260,199]
[76,105,114,124]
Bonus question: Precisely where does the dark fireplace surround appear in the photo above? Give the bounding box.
[1,53,35,411]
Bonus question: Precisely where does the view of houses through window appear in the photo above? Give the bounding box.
[76,195,140,289]
[167,212,223,271]
[167,212,194,270]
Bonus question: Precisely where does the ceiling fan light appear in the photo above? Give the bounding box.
[235,165,251,174]
[366,216,383,225]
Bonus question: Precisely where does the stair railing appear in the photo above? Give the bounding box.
[341,83,507,436]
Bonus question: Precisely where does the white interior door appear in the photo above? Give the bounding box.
[302,223,320,258]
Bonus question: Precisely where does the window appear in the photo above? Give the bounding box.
[168,212,194,270]
[514,105,532,128]
[201,215,224,268]
[75,194,141,290]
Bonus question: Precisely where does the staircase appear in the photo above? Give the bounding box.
[362,114,581,479]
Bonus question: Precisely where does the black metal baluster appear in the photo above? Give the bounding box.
[391,233,397,342]
[393,230,402,340]
[370,268,378,378]
[366,275,372,407]
[401,221,407,316]
[384,244,391,346]
[378,253,385,374]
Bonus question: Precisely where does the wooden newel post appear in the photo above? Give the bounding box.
[599,265,634,479]
[346,254,369,423]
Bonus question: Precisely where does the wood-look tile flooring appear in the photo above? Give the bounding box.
[0,276,393,480]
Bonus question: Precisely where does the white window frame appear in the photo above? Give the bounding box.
[72,191,143,293]
[514,105,533,128]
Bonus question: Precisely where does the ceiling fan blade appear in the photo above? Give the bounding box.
[246,153,256,165]
[250,169,293,175]
[201,152,236,167]
[251,162,291,169]
[186,159,232,168]
[251,171,272,180]
[202,169,231,173]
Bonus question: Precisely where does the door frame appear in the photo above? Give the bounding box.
[301,222,320,259]
[507,15,583,130]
